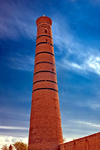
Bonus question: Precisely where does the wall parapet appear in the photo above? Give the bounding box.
[60,132,100,150]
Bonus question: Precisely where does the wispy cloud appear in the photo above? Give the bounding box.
[59,60,82,70]
[0,126,28,130]
[7,53,34,71]
[0,108,29,116]
[62,119,100,140]
[0,0,37,40]
[76,100,100,110]
[72,120,100,128]
[52,17,100,76]
[57,55,100,75]
[85,55,100,75]
[52,19,77,54]
[88,103,100,109]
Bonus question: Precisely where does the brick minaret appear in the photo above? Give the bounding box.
[28,16,63,150]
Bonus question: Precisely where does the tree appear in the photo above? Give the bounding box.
[13,142,28,150]
[63,138,67,143]
[1,144,8,150]
[9,145,13,150]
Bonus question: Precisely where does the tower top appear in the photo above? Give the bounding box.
[36,16,52,26]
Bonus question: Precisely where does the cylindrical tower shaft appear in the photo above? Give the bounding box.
[28,16,63,150]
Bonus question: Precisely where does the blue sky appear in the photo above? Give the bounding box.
[0,0,100,147]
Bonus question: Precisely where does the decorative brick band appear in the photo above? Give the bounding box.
[32,88,58,93]
[35,61,55,66]
[34,70,56,75]
[37,21,51,26]
[46,80,57,84]
[33,80,45,85]
[35,51,54,56]
[33,80,57,85]
[37,35,52,39]
[36,42,53,47]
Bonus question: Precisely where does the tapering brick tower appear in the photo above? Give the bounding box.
[28,16,63,150]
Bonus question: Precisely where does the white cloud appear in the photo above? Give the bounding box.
[58,59,82,70]
[85,55,100,75]
[52,18,100,76]
[0,126,28,130]
[72,120,100,128]
[71,63,82,69]
[0,135,28,149]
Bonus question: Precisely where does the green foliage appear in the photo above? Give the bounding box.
[13,141,28,150]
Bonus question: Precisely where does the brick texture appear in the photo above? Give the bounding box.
[60,132,100,150]
[28,16,63,150]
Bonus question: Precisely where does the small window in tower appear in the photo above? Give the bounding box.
[52,68,54,71]
[45,29,48,33]
[46,39,48,42]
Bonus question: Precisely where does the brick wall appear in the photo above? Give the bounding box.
[60,132,100,150]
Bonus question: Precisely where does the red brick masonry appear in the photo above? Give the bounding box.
[60,132,100,150]
[28,16,63,150]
